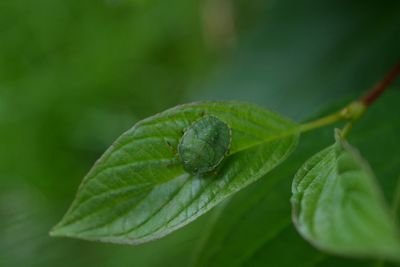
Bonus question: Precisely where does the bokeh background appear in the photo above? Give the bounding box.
[1,0,400,266]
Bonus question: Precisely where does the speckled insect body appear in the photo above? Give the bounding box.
[178,115,231,175]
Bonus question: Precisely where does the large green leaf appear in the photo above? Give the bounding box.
[292,130,400,261]
[50,101,299,244]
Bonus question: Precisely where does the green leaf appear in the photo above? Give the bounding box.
[291,130,400,261]
[50,101,299,244]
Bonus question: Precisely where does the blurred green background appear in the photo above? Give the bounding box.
[1,0,400,266]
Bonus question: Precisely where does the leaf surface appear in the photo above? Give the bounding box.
[291,130,400,261]
[50,101,299,244]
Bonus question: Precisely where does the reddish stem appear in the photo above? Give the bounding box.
[361,61,400,106]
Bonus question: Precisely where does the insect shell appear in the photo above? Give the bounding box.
[178,115,232,175]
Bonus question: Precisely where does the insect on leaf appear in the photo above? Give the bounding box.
[178,115,231,175]
[50,101,299,245]
[291,130,400,262]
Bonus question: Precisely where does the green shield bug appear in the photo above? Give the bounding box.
[178,115,231,175]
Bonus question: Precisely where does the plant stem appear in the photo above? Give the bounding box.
[299,111,343,133]
[300,61,400,133]
[361,61,400,107]
[340,122,353,138]
[299,101,365,133]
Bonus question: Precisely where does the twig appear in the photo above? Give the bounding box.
[361,61,400,106]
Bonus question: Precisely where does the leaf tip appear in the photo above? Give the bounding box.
[49,225,65,237]
[49,219,74,238]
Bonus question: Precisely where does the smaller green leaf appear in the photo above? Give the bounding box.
[291,130,400,262]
